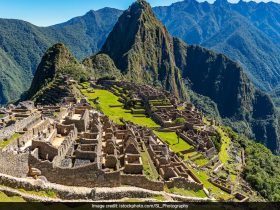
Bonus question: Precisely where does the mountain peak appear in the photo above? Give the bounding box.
[27,43,78,97]
[135,0,149,7]
[41,43,77,70]
[100,0,185,98]
[127,0,155,20]
[214,0,229,6]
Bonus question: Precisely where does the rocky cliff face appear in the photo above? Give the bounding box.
[100,0,186,99]
[173,38,280,153]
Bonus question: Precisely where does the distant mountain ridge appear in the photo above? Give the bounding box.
[154,0,280,92]
[0,8,121,103]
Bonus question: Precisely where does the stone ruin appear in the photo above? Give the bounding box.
[0,100,204,192]
[0,101,41,142]
[99,81,219,167]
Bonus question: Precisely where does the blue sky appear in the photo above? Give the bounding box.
[0,0,278,26]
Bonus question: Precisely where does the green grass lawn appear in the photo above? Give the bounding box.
[0,133,22,149]
[217,127,231,165]
[150,195,166,201]
[189,169,233,201]
[141,148,159,181]
[154,131,193,155]
[0,191,25,202]
[80,88,159,128]
[123,198,143,202]
[18,189,57,198]
[193,158,209,167]
[167,187,207,198]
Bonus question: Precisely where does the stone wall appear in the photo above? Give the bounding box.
[56,124,75,136]
[203,156,219,168]
[4,131,31,151]
[0,151,29,178]
[0,173,93,200]
[124,154,143,174]
[0,112,41,141]
[31,140,58,161]
[120,174,164,191]
[5,120,52,152]
[179,132,196,147]
[64,109,89,132]
[186,169,203,185]
[75,149,96,161]
[208,178,232,194]
[29,155,121,188]
[166,177,203,191]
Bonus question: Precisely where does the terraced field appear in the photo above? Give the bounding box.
[0,191,25,202]
[189,169,233,200]
[167,187,206,198]
[80,86,159,128]
[153,131,193,153]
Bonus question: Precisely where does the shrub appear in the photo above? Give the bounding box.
[173,117,186,125]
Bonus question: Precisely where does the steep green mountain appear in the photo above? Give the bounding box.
[154,0,280,92]
[83,54,122,79]
[0,19,52,103]
[28,43,78,97]
[100,0,186,98]
[26,43,90,104]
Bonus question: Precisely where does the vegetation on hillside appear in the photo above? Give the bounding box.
[2,0,280,108]
[83,53,122,80]
[0,48,31,104]
[174,41,280,154]
[0,8,122,104]
[27,43,79,97]
[223,126,280,201]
